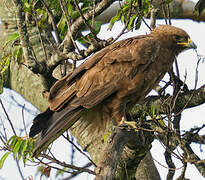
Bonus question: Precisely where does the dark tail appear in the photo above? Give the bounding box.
[29,108,54,138]
[30,105,84,157]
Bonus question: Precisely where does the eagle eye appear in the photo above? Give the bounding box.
[174,35,181,41]
[173,35,187,42]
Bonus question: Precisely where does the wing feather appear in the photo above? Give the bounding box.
[48,35,159,111]
[31,34,163,156]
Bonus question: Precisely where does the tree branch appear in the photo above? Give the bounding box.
[95,123,154,180]
[130,84,205,118]
[40,153,95,175]
[12,0,45,74]
[62,0,115,53]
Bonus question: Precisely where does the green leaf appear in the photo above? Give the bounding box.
[78,35,90,47]
[13,46,23,63]
[36,9,47,28]
[1,54,10,74]
[16,47,23,63]
[19,139,28,155]
[0,152,11,169]
[109,15,120,30]
[122,4,129,13]
[0,78,3,94]
[13,138,23,160]
[71,11,80,19]
[18,139,28,161]
[165,0,173,4]
[55,167,67,178]
[151,105,156,117]
[57,16,68,40]
[67,0,73,16]
[93,21,102,35]
[27,138,35,152]
[23,138,34,163]
[4,33,20,46]
[23,0,32,14]
[7,136,18,148]
[135,16,142,30]
[121,15,125,24]
[127,14,138,30]
[23,6,32,14]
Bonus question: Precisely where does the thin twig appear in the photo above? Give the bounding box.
[62,133,97,167]
[33,10,48,61]
[161,0,168,25]
[59,0,81,53]
[40,0,61,44]
[177,162,187,179]
[142,18,152,31]
[167,3,172,25]
[39,153,96,175]
[113,0,133,42]
[0,98,17,136]
[21,104,28,135]
[73,0,98,41]
[194,49,201,89]
[62,163,93,180]
[12,0,43,73]
[16,159,25,180]
[0,117,7,141]
[152,156,183,171]
[0,135,7,145]
[92,0,96,28]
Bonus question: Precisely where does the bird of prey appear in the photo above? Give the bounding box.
[29,25,196,156]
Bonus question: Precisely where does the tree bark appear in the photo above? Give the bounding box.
[135,152,161,180]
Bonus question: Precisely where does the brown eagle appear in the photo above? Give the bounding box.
[29,25,196,156]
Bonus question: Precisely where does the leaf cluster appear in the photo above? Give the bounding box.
[0,32,23,94]
[109,0,151,30]
[0,136,34,169]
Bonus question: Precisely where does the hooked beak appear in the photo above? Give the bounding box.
[177,38,197,49]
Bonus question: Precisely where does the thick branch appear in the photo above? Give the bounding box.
[135,152,161,180]
[95,123,154,180]
[130,84,205,118]
[63,0,115,52]
[40,154,95,175]
[12,0,45,74]
[96,0,205,24]
[94,125,136,180]
[180,143,205,177]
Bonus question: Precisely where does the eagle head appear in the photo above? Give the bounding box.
[151,25,197,52]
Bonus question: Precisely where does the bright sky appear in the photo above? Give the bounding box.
[0,8,205,180]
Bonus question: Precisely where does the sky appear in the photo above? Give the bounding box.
[0,10,205,180]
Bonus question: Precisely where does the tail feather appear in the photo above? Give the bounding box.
[29,109,53,138]
[31,105,84,157]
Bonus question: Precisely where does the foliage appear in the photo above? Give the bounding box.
[78,21,102,46]
[0,32,22,94]
[0,54,10,94]
[109,0,151,30]
[0,136,34,169]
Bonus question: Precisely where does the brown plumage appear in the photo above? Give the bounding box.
[29,25,196,156]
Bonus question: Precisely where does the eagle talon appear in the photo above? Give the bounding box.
[120,117,138,131]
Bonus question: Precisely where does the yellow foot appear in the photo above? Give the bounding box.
[120,117,138,130]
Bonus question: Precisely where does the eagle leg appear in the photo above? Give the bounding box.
[119,116,138,131]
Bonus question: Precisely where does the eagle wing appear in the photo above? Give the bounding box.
[30,35,160,156]
[49,35,158,111]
